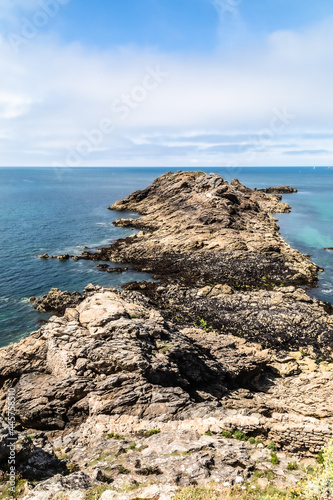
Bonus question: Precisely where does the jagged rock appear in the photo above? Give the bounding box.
[1,171,332,498]
[125,281,333,356]
[106,267,128,273]
[259,186,298,194]
[30,288,84,314]
[0,290,269,431]
[101,172,318,288]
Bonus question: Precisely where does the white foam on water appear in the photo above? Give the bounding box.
[19,297,30,304]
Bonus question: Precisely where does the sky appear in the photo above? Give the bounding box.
[0,0,333,167]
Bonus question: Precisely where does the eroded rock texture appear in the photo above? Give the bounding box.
[1,172,333,499]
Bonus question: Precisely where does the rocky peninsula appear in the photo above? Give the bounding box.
[1,171,333,499]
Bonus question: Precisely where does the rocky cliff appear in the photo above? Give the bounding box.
[1,171,333,499]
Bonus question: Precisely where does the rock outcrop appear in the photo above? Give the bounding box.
[30,288,84,314]
[1,287,332,498]
[259,186,298,194]
[0,287,269,431]
[101,172,318,285]
[1,171,333,499]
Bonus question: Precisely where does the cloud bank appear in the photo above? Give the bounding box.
[0,7,333,166]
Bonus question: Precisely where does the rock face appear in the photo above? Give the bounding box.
[1,287,332,498]
[1,171,333,498]
[0,287,269,431]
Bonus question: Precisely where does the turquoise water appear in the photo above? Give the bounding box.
[0,167,332,347]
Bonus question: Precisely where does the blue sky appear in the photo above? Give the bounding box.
[0,0,333,166]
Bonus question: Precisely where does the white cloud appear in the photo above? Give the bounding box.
[0,15,333,166]
[0,92,31,119]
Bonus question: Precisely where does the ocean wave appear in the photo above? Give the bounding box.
[19,297,31,304]
[0,296,30,305]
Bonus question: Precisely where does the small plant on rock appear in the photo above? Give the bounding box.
[270,452,279,464]
[142,428,160,437]
[199,318,209,330]
[317,450,325,464]
[221,429,232,438]
[302,440,333,499]
[107,432,125,440]
[233,430,248,441]
[267,441,277,451]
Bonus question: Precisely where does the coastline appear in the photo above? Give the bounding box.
[1,171,333,499]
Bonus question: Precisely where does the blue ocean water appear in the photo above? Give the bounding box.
[0,167,332,347]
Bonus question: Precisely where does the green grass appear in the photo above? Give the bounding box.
[269,452,279,465]
[317,450,325,464]
[199,318,208,330]
[66,462,80,474]
[287,461,298,471]
[137,465,161,476]
[139,429,161,437]
[117,464,130,474]
[302,440,333,499]
[107,432,126,440]
[136,444,148,452]
[0,479,28,499]
[221,429,232,438]
[88,452,117,467]
[233,430,248,441]
[267,441,277,451]
[172,485,294,500]
[84,484,110,500]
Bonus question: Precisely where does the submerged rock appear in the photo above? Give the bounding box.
[259,186,298,194]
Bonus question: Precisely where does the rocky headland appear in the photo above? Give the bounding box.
[1,171,333,499]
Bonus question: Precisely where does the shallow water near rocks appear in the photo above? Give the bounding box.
[0,166,332,346]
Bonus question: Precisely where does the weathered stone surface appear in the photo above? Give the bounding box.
[105,173,311,274]
[30,288,84,314]
[22,472,91,499]
[0,288,269,432]
[2,171,333,498]
[124,281,333,356]
[0,423,67,481]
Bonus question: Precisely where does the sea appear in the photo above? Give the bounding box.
[0,167,333,347]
